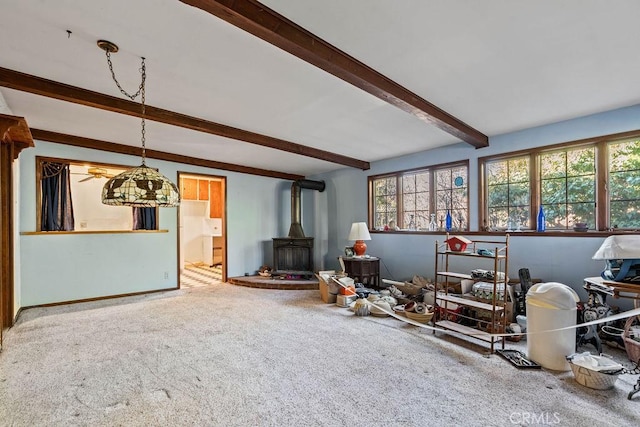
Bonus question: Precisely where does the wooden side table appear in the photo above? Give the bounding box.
[341,257,380,288]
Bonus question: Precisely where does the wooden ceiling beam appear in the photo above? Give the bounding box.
[179,0,489,149]
[30,129,304,181]
[0,67,370,170]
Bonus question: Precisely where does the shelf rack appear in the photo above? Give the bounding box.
[433,233,509,352]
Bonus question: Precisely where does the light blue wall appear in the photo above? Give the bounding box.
[18,141,291,306]
[17,104,640,308]
[310,104,640,306]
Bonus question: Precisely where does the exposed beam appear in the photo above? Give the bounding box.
[179,0,489,149]
[0,67,370,170]
[30,129,304,181]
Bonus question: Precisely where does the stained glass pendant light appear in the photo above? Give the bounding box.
[98,40,180,207]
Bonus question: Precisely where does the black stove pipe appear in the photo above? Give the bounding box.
[288,179,325,238]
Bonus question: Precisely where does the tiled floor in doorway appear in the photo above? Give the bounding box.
[181,264,223,288]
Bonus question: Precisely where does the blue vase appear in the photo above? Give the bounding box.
[536,206,546,232]
[445,210,452,231]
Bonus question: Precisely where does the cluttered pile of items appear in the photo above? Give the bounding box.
[316,234,640,400]
[316,270,435,323]
[317,268,526,337]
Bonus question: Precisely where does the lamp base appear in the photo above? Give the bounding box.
[353,240,367,256]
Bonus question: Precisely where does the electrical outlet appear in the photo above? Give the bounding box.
[164,272,169,280]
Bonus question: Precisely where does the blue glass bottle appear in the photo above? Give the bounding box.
[536,206,545,232]
[445,210,452,231]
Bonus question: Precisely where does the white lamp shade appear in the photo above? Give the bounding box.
[348,222,371,241]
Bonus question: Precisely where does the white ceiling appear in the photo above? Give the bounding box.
[2,0,640,177]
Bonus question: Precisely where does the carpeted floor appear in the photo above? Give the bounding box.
[1,282,639,426]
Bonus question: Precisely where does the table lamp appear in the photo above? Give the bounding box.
[348,222,371,256]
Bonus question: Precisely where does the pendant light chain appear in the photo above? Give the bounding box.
[98,39,180,207]
[104,50,147,165]
[140,62,147,165]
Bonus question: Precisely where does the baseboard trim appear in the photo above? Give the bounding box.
[13,306,23,324]
[20,287,179,310]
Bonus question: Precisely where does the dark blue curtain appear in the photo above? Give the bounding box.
[41,162,74,231]
[133,207,157,230]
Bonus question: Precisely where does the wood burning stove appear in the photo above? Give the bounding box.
[272,179,325,278]
[272,237,314,275]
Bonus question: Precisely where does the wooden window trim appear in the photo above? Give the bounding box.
[368,160,469,232]
[479,129,640,233]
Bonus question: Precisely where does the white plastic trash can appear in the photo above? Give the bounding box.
[526,282,580,371]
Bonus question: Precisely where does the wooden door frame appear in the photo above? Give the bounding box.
[0,114,34,349]
[177,172,227,284]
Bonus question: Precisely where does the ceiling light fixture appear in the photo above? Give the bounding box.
[97,40,180,207]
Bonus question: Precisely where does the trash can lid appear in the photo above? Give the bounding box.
[526,282,579,309]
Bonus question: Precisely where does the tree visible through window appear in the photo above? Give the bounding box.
[373,176,397,229]
[609,139,640,229]
[369,162,468,231]
[436,165,468,230]
[402,172,429,230]
[481,132,640,231]
[540,146,595,229]
[486,157,530,230]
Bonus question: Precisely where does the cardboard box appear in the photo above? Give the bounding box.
[319,280,337,303]
[474,296,515,323]
[316,270,348,303]
[459,293,515,324]
[336,294,357,307]
[337,276,355,287]
[461,279,475,295]
[395,281,425,295]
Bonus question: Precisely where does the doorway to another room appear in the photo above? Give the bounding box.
[178,173,226,287]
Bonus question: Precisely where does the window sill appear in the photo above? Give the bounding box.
[371,230,637,237]
[20,229,169,235]
[476,230,634,237]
